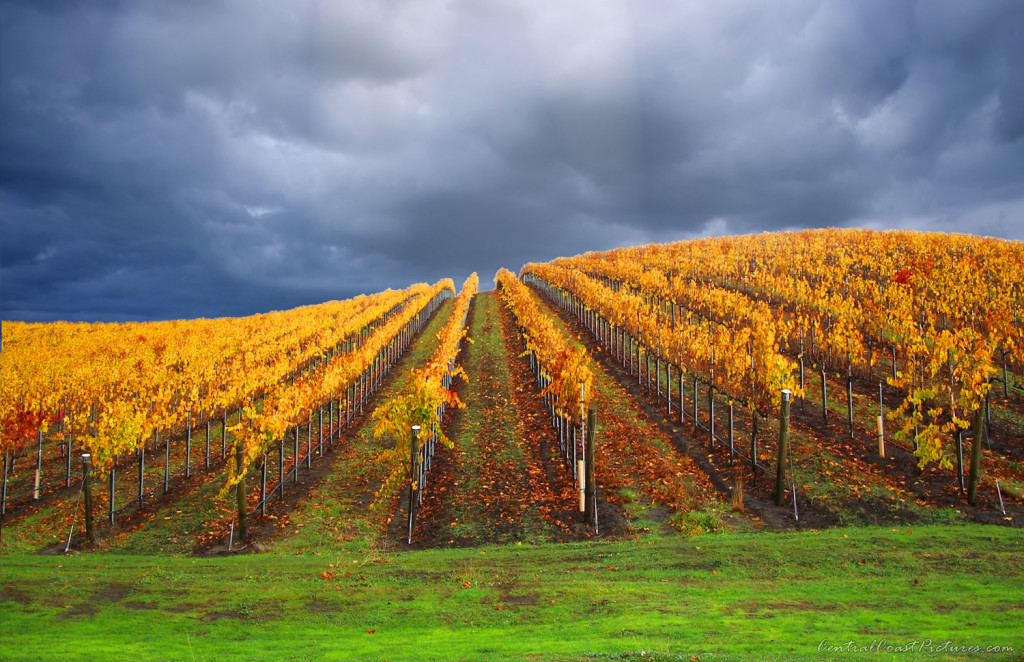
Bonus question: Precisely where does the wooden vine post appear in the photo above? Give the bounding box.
[820,367,828,420]
[846,375,854,439]
[774,390,792,507]
[2,452,9,517]
[584,408,597,527]
[81,454,96,545]
[407,425,420,545]
[234,440,248,542]
[750,413,759,483]
[34,430,43,500]
[967,407,984,506]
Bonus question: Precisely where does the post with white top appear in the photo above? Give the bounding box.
[774,390,792,507]
[407,425,420,545]
[235,439,248,543]
[82,454,96,544]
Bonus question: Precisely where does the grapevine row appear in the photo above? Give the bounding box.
[226,280,455,532]
[0,284,429,466]
[553,231,1024,469]
[496,269,594,500]
[0,281,454,534]
[532,230,1024,507]
[521,263,798,416]
[372,273,478,537]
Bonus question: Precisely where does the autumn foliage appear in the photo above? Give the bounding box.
[523,229,1024,470]
[495,269,593,426]
[0,281,453,482]
[371,274,478,509]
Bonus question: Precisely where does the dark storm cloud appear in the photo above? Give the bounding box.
[2,0,1023,321]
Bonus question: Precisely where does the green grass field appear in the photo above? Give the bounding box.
[2,525,1021,661]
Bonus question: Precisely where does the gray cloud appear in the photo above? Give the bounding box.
[3,0,1023,321]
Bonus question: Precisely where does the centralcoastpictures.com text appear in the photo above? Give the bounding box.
[818,639,1015,655]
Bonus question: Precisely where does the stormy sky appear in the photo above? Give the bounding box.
[3,0,1023,322]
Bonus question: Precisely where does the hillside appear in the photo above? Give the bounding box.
[2,229,1023,660]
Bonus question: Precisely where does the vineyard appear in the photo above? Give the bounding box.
[2,229,1023,661]
[520,229,1024,526]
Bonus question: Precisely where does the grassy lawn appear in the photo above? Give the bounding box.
[2,524,1021,661]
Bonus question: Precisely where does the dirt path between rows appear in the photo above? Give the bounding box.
[401,291,632,548]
